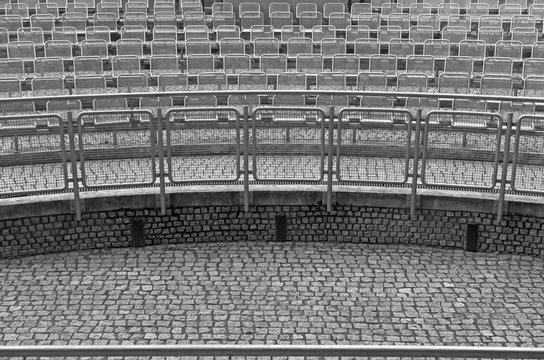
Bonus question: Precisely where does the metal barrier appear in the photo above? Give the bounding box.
[77,110,157,189]
[164,107,241,183]
[336,108,412,185]
[0,114,69,196]
[2,344,544,358]
[422,111,503,191]
[252,107,326,182]
[1,90,544,221]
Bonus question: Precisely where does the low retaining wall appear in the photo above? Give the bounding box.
[1,187,544,259]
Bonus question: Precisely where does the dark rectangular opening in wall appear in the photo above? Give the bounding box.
[275,213,287,242]
[132,218,145,247]
[465,223,478,252]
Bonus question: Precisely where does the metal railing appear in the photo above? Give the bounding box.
[1,90,543,222]
[2,344,544,358]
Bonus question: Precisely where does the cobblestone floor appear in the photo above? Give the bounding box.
[1,241,544,347]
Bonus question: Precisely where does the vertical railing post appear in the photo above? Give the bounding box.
[410,108,422,220]
[243,105,250,212]
[67,111,81,221]
[156,108,167,215]
[497,112,513,222]
[327,106,334,212]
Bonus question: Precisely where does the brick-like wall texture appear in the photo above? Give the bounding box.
[1,205,543,259]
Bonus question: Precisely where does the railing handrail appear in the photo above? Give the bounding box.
[0,89,543,106]
[1,344,544,358]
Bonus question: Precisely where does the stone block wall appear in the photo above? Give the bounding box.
[1,196,544,259]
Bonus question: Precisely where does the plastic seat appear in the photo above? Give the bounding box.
[442,25,468,43]
[223,54,250,74]
[369,54,398,76]
[44,40,72,60]
[85,26,111,43]
[250,25,274,41]
[51,26,78,44]
[111,55,141,76]
[381,2,402,16]
[281,25,305,42]
[438,73,470,93]
[299,11,322,28]
[219,38,245,56]
[150,54,178,76]
[0,15,23,32]
[185,94,217,107]
[96,1,119,16]
[0,101,35,116]
[7,41,35,60]
[238,71,267,89]
[260,54,287,74]
[241,11,264,31]
[296,2,317,17]
[152,25,178,40]
[6,3,29,18]
[499,4,522,20]
[125,2,147,13]
[158,73,188,91]
[480,74,513,96]
[357,13,380,30]
[116,39,144,57]
[0,78,21,98]
[270,11,293,29]
[532,41,544,58]
[483,57,513,75]
[198,72,228,90]
[185,25,209,39]
[140,96,173,117]
[346,25,370,43]
[66,3,88,16]
[186,54,214,75]
[377,26,401,42]
[459,40,486,59]
[321,37,346,57]
[212,2,233,14]
[30,14,55,31]
[46,99,82,120]
[316,95,348,116]
[511,14,536,29]
[450,0,470,9]
[34,57,64,77]
[60,12,86,31]
[92,13,117,30]
[386,13,410,30]
[17,27,45,44]
[93,98,128,110]
[329,12,350,29]
[467,3,489,17]
[32,76,65,96]
[185,38,211,55]
[511,27,538,46]
[316,71,346,90]
[277,72,306,89]
[324,3,345,17]
[351,3,371,17]
[397,73,427,92]
[332,54,360,74]
[73,56,103,75]
[388,38,415,58]
[360,96,394,112]
[181,2,202,14]
[480,0,499,10]
[522,58,544,79]
[123,12,147,27]
[354,38,380,58]
[216,25,240,41]
[409,25,433,44]
[120,25,146,42]
[438,3,460,19]
[296,54,323,74]
[212,11,235,28]
[357,72,387,91]
[447,14,470,29]
[254,37,280,56]
[478,26,503,44]
[524,76,544,97]
[154,11,178,27]
[409,3,431,21]
[35,3,59,17]
[239,2,261,16]
[423,39,450,59]
[228,94,261,113]
[444,56,474,76]
[496,40,523,60]
[183,11,206,27]
[406,55,435,77]
[311,25,336,43]
[479,14,502,28]
[286,37,313,57]
[74,74,106,94]
[151,38,177,56]
[272,94,305,107]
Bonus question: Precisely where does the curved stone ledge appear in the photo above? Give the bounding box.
[1,186,544,259]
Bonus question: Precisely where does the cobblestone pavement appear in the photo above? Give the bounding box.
[1,241,543,347]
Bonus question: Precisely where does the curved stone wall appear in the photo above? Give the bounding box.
[1,187,543,259]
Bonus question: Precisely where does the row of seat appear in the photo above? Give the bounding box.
[1,36,544,61]
[1,70,542,96]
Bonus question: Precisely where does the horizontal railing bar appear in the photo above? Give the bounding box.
[1,344,544,358]
[0,90,543,105]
